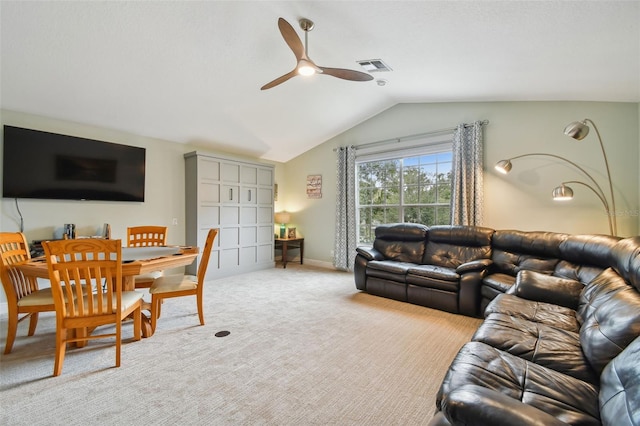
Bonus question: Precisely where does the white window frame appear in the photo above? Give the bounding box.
[355,133,453,244]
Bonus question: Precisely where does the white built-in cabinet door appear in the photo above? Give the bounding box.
[185,151,274,279]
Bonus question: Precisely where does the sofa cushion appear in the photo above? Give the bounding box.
[436,341,600,426]
[490,230,566,275]
[558,234,620,270]
[372,223,428,264]
[407,264,459,282]
[578,267,640,375]
[422,226,493,268]
[482,272,515,293]
[366,260,415,283]
[472,313,598,384]
[405,265,460,293]
[599,335,640,426]
[553,259,606,286]
[484,293,579,332]
[610,236,640,292]
[510,270,584,310]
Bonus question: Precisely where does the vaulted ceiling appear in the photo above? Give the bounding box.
[1,1,638,163]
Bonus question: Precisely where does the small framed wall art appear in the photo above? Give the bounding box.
[306,174,322,198]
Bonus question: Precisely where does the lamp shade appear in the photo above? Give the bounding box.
[494,159,512,174]
[564,121,589,140]
[552,184,574,201]
[274,212,291,224]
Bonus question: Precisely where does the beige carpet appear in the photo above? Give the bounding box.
[0,264,481,425]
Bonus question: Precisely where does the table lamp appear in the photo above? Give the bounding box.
[274,211,291,238]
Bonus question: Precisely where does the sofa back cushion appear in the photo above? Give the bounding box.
[422,226,494,269]
[554,234,621,284]
[578,268,640,376]
[373,223,428,264]
[490,230,567,276]
[599,335,640,426]
[610,236,640,292]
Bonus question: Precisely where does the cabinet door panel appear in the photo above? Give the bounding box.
[241,226,257,246]
[220,227,240,246]
[221,163,240,182]
[258,244,273,262]
[199,182,220,203]
[221,207,240,225]
[220,248,239,267]
[198,206,220,227]
[221,185,240,203]
[204,250,221,280]
[241,187,257,205]
[241,207,258,225]
[200,158,220,180]
[241,166,258,185]
[240,246,257,265]
[258,168,273,186]
[257,188,272,204]
[258,207,272,224]
[258,226,273,243]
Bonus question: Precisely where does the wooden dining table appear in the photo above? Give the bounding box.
[17,245,199,338]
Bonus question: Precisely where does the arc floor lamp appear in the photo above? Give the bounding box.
[495,118,617,236]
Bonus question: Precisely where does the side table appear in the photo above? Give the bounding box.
[274,237,304,268]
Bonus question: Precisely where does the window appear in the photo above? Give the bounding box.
[357,151,452,244]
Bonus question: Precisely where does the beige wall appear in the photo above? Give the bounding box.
[279,101,639,264]
[0,109,189,243]
[0,101,638,305]
[0,109,284,307]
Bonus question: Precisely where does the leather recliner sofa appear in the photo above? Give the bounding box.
[353,223,639,424]
[354,224,494,317]
[429,236,640,425]
[354,224,621,317]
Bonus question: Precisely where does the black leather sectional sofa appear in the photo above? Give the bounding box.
[354,224,640,425]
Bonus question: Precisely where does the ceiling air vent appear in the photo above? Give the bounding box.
[357,59,392,72]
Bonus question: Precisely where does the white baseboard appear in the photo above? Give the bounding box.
[303,258,336,270]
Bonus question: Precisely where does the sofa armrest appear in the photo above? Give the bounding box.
[441,385,568,426]
[356,246,385,261]
[507,270,583,310]
[456,259,493,274]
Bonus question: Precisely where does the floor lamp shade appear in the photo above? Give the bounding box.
[494,118,617,236]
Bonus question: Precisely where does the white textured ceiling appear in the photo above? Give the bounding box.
[1,1,639,163]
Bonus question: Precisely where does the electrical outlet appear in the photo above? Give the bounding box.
[172,218,178,225]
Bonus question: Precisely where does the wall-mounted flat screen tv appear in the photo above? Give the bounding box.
[2,126,146,202]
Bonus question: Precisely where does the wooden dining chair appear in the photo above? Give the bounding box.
[42,238,143,376]
[149,228,218,333]
[0,232,56,354]
[126,225,168,289]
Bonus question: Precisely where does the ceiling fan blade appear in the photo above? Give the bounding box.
[260,69,298,90]
[278,17,304,60]
[319,67,373,82]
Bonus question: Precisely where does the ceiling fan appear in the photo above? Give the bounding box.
[260,17,374,90]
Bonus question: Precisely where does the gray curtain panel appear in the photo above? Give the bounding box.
[334,146,357,270]
[451,121,484,226]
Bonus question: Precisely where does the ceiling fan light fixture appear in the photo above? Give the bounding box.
[298,64,316,76]
[261,17,374,90]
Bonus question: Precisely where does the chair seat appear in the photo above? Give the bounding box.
[76,291,144,313]
[17,285,85,307]
[149,275,198,294]
[135,271,163,281]
[16,287,55,307]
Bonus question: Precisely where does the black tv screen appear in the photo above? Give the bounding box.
[2,126,146,202]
